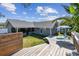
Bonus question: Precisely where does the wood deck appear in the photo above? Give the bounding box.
[12,39,75,56]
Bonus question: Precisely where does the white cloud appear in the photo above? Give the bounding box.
[0,3,16,14]
[31,17,35,19]
[36,6,44,13]
[47,16,59,20]
[12,12,16,14]
[45,7,58,14]
[40,13,48,16]
[22,12,27,15]
[36,6,58,16]
[0,17,7,22]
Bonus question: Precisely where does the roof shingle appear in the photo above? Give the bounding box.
[7,19,57,28]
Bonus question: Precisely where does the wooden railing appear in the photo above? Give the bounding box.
[0,32,23,56]
[71,32,79,52]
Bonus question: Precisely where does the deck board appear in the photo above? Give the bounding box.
[56,48,61,56]
[58,48,64,56]
[48,45,56,56]
[31,44,47,56]
[37,45,49,56]
[25,44,47,56]
[12,40,74,56]
[39,45,51,56]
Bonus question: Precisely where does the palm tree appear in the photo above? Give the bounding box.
[55,3,79,32]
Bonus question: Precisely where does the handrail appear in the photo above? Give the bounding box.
[71,32,79,52]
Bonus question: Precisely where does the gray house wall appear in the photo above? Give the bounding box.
[33,27,57,36]
[33,21,58,36]
[6,22,13,33]
[34,28,50,36]
[6,19,58,36]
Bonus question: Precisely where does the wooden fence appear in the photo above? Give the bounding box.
[0,32,23,56]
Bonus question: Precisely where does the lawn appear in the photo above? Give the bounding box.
[23,34,45,48]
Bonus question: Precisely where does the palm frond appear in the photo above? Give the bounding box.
[62,5,70,14]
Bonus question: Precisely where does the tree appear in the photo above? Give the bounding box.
[55,3,79,32]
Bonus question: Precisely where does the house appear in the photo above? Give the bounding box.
[0,22,5,28]
[0,22,8,34]
[6,19,58,36]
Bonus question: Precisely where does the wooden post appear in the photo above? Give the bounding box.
[16,28,18,32]
[50,28,52,37]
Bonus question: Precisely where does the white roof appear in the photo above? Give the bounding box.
[6,19,57,28]
[57,26,71,29]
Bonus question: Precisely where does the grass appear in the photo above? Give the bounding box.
[23,33,45,48]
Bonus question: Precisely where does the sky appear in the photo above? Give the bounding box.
[0,3,70,22]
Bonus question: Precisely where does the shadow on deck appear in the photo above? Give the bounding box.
[56,41,75,50]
